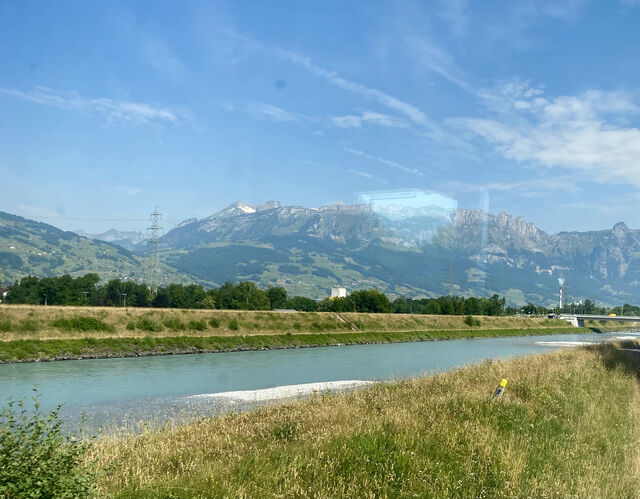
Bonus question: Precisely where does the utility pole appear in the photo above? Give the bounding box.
[558,278,565,311]
[146,208,164,299]
[122,293,127,308]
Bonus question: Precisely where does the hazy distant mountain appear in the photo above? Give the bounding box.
[143,201,640,306]
[75,228,148,251]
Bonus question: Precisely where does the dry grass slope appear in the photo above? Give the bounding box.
[93,344,640,498]
[0,305,578,342]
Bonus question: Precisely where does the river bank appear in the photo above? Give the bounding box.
[91,342,640,498]
[2,305,636,363]
[0,326,625,363]
[0,305,580,340]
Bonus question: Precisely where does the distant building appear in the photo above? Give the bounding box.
[331,287,347,298]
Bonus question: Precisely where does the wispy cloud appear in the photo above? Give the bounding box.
[445,176,581,196]
[404,32,470,92]
[245,102,305,122]
[484,0,587,50]
[344,147,423,176]
[112,8,187,80]
[224,101,310,123]
[140,33,186,79]
[0,86,192,127]
[437,0,469,37]
[331,111,408,129]
[348,169,387,183]
[116,185,143,196]
[231,33,438,132]
[450,81,640,186]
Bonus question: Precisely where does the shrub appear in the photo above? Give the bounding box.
[228,319,240,331]
[19,319,39,332]
[0,398,96,497]
[163,317,186,331]
[209,317,221,328]
[52,316,114,332]
[136,317,163,332]
[187,319,207,331]
[126,321,136,331]
[0,320,11,332]
[464,315,481,327]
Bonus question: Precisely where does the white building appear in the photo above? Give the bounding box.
[331,287,347,298]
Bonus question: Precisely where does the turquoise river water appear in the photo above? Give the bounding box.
[1,331,638,432]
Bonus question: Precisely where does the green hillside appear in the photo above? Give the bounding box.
[0,211,194,286]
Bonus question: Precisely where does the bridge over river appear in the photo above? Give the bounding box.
[557,314,640,327]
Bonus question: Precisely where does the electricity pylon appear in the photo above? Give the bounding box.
[146,208,163,298]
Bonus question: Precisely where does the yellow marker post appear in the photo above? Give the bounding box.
[492,379,508,400]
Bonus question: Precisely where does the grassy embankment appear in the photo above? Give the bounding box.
[92,343,640,498]
[0,305,635,363]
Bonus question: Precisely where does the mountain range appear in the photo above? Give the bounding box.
[74,229,148,251]
[0,211,192,286]
[2,201,640,306]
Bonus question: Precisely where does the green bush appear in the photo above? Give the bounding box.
[163,317,186,331]
[209,318,221,328]
[464,315,481,327]
[0,320,11,332]
[0,398,96,497]
[228,319,240,331]
[187,319,207,331]
[19,319,39,332]
[136,317,163,332]
[52,316,114,332]
[126,321,136,331]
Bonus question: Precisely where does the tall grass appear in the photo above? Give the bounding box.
[93,344,640,498]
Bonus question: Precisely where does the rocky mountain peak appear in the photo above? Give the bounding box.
[207,201,257,220]
[454,210,543,239]
[254,200,282,211]
[454,209,489,226]
[612,221,629,238]
[175,217,197,229]
[495,212,544,240]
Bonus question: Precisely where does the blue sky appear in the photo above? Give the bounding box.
[1,0,639,234]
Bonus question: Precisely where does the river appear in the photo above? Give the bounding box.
[1,331,637,432]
